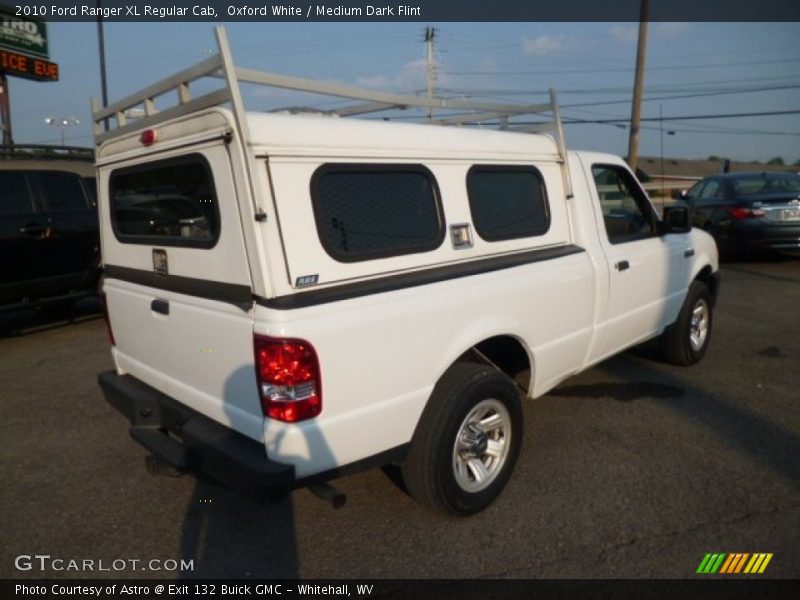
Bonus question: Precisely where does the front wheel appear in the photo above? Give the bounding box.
[401,362,522,516]
[660,280,713,366]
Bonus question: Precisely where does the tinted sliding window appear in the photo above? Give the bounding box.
[40,172,89,211]
[0,171,35,216]
[467,166,550,242]
[110,155,219,247]
[311,165,444,262]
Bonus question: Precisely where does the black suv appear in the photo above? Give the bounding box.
[1,145,100,311]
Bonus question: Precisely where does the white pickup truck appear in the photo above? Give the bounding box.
[95,28,718,516]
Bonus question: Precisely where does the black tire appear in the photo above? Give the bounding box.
[401,362,522,516]
[660,280,713,366]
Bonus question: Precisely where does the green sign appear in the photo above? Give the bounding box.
[0,7,48,59]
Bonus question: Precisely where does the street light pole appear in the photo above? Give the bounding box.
[45,117,80,147]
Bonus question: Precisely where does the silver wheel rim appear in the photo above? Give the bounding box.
[452,399,511,493]
[689,298,709,352]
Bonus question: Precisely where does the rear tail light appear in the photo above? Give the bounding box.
[254,335,322,423]
[728,207,766,220]
[101,293,115,346]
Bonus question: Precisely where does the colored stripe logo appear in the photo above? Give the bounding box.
[696,553,773,574]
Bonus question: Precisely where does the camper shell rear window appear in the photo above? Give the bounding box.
[109,154,220,248]
[311,164,445,263]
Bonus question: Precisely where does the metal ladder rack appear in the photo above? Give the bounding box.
[92,26,572,197]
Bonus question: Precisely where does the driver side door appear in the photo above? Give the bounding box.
[587,162,690,360]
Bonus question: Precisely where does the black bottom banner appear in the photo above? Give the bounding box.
[4,579,797,600]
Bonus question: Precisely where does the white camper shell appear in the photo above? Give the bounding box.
[96,27,719,515]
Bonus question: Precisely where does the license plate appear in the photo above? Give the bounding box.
[781,208,800,221]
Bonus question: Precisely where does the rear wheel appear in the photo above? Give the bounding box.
[402,362,522,516]
[660,281,713,366]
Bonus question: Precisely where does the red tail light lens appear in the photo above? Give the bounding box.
[728,207,766,220]
[254,335,321,423]
[101,292,115,346]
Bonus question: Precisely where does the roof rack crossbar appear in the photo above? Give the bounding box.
[434,109,543,126]
[92,26,571,198]
[93,53,225,133]
[94,89,232,145]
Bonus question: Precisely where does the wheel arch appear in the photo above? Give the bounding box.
[692,263,720,306]
[432,329,534,399]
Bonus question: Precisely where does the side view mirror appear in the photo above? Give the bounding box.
[661,205,691,234]
[671,189,688,200]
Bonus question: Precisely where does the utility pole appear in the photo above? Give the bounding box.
[626,0,649,173]
[0,73,12,146]
[97,0,110,131]
[425,26,436,120]
[659,103,664,202]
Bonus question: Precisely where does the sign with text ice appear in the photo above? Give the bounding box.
[0,6,48,58]
[0,48,58,80]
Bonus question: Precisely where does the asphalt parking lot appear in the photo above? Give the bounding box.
[1,257,798,580]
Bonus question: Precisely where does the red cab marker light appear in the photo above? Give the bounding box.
[140,129,157,146]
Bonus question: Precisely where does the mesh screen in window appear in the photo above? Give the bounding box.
[312,165,443,262]
[467,166,550,241]
[110,155,219,247]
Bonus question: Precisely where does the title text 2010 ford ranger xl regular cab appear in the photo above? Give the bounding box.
[95,28,718,516]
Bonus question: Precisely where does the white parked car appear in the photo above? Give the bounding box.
[96,28,718,516]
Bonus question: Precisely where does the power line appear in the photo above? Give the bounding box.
[445,57,800,76]
[565,109,800,123]
[439,83,800,103]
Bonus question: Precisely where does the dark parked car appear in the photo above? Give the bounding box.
[1,145,99,311]
[681,171,800,257]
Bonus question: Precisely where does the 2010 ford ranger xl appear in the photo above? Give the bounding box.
[95,28,718,516]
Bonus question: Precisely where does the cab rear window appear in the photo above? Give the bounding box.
[109,155,219,248]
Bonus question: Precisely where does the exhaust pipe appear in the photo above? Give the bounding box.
[308,482,346,509]
[145,455,186,478]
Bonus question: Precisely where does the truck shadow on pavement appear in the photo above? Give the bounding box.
[178,365,338,578]
[595,352,800,485]
[179,478,300,579]
[548,380,685,403]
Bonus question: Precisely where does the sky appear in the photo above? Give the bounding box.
[5,21,800,164]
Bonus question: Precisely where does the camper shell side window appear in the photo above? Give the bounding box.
[466,165,551,242]
[310,164,445,263]
[109,154,220,249]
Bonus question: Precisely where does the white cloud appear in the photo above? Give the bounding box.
[356,58,434,91]
[522,35,569,57]
[609,25,638,43]
[653,22,690,39]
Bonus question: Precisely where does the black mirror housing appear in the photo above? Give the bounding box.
[661,205,691,234]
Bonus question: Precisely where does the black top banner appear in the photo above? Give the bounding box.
[2,0,799,22]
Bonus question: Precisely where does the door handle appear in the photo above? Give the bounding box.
[684,248,695,258]
[615,260,630,272]
[150,299,169,315]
